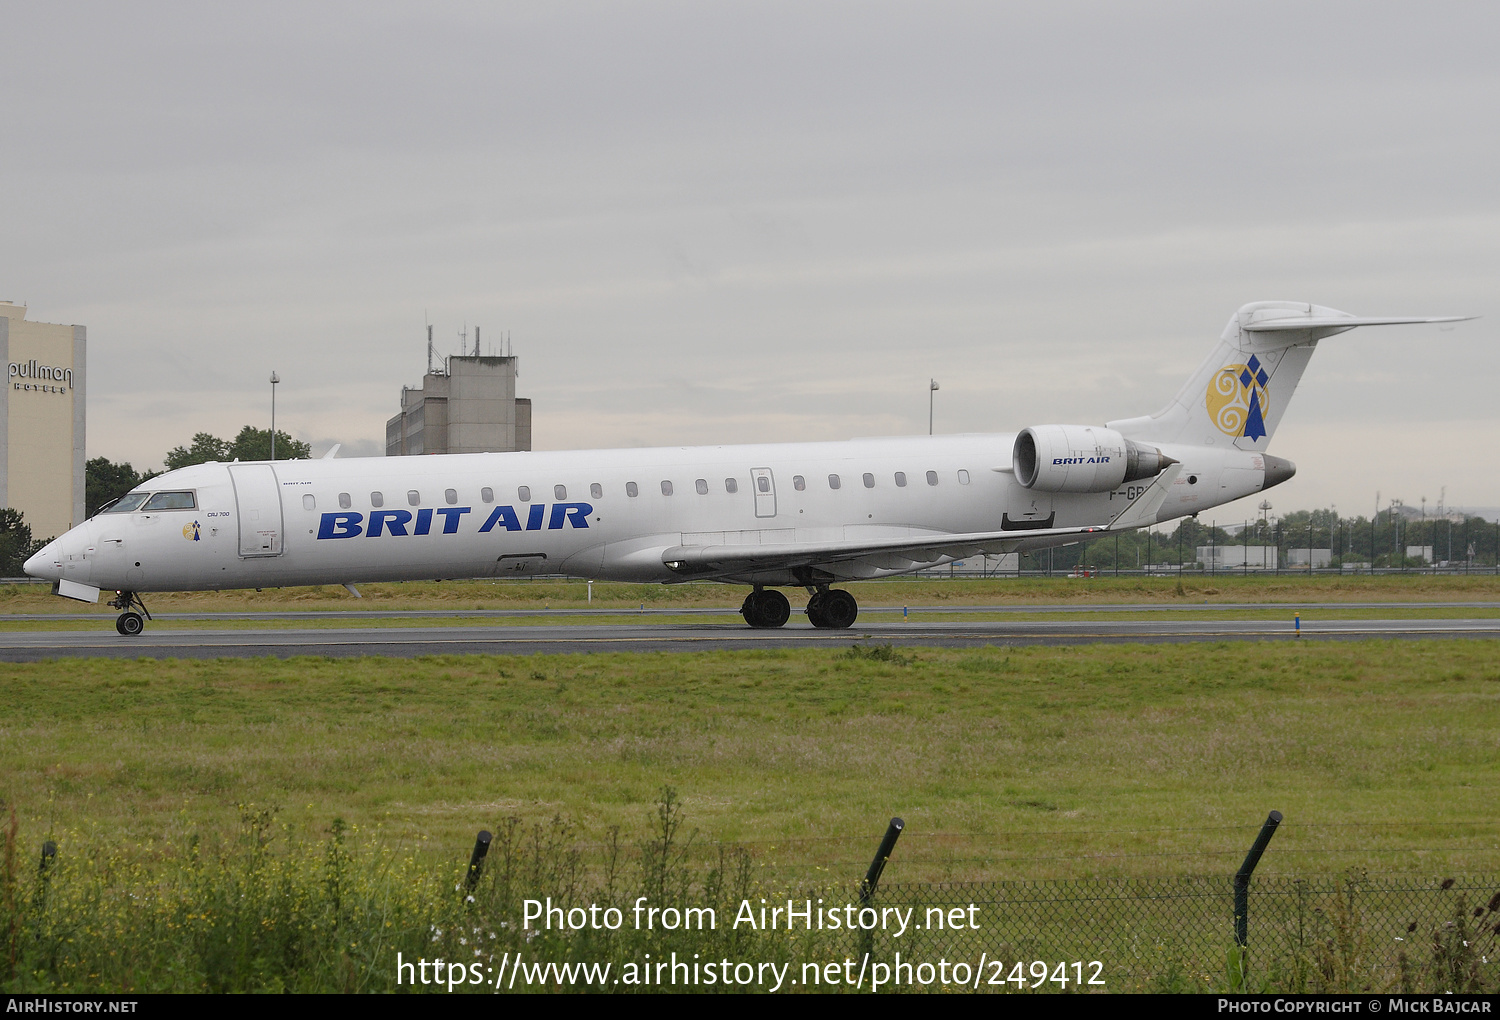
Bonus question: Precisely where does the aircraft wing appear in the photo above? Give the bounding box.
[662,523,1104,580]
[663,465,1181,581]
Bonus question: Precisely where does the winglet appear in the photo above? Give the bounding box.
[322,444,342,460]
[1106,463,1182,531]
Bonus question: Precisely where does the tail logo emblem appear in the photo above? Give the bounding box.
[1207,355,1269,441]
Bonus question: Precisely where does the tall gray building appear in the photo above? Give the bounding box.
[385,355,532,456]
[1,302,86,539]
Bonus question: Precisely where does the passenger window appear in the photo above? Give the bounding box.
[863,473,875,488]
[371,492,384,508]
[481,487,494,503]
[758,476,772,493]
[518,486,531,502]
[445,488,458,504]
[591,482,603,499]
[926,470,939,486]
[958,469,971,485]
[793,475,805,491]
[626,481,639,497]
[695,478,708,495]
[302,494,316,511]
[725,478,738,493]
[661,480,673,496]
[554,484,567,500]
[141,491,196,511]
[828,474,841,490]
[894,472,907,487]
[407,490,421,506]
[338,492,352,509]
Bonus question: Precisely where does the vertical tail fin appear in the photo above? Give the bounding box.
[1108,302,1471,450]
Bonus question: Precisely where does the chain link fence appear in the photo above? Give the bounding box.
[829,873,1500,991]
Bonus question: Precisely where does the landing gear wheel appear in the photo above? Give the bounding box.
[107,591,152,634]
[805,590,829,627]
[740,589,791,629]
[819,589,858,629]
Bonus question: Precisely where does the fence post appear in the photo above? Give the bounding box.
[1234,811,1282,947]
[33,841,57,912]
[857,818,904,960]
[466,830,493,892]
[859,817,904,906]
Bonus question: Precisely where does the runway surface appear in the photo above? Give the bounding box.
[11,600,1500,622]
[6,612,1500,660]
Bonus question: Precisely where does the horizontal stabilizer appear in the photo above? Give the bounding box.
[1243,315,1474,332]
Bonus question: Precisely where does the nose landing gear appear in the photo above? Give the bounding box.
[108,591,152,636]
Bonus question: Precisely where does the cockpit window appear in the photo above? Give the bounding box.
[102,493,151,514]
[142,491,197,511]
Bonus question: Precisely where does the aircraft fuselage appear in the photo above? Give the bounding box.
[34,432,1269,594]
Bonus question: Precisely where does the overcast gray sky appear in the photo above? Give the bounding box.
[5,1,1497,523]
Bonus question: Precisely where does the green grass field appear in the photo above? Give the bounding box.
[3,640,1496,883]
[3,605,1499,993]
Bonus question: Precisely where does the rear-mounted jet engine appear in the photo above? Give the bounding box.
[1014,425,1173,493]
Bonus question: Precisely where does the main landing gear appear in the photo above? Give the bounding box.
[108,591,152,636]
[740,588,791,629]
[805,588,858,629]
[739,587,859,629]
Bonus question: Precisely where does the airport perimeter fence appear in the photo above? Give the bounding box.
[440,811,1500,992]
[840,873,1500,992]
[425,812,1500,993]
[6,814,1499,993]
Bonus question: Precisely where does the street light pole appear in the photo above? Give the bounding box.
[270,371,280,461]
[929,379,939,435]
[1259,500,1272,570]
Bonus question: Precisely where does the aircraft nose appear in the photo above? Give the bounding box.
[24,540,62,581]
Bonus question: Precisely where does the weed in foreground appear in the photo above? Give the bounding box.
[839,644,915,666]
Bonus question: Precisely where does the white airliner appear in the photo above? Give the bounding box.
[27,301,1469,634]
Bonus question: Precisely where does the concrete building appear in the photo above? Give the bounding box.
[386,355,531,456]
[1196,544,1279,570]
[0,302,85,540]
[1286,548,1333,569]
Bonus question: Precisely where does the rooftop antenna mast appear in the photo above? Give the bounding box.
[458,323,468,361]
[474,325,481,358]
[426,323,434,376]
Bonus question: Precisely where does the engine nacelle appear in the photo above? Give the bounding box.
[1013,425,1171,493]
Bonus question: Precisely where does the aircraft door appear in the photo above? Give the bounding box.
[750,468,776,518]
[228,464,285,557]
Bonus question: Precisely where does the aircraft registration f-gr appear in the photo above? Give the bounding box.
[27,301,1471,635]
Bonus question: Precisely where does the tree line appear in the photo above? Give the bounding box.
[85,426,310,517]
[1011,506,1500,573]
